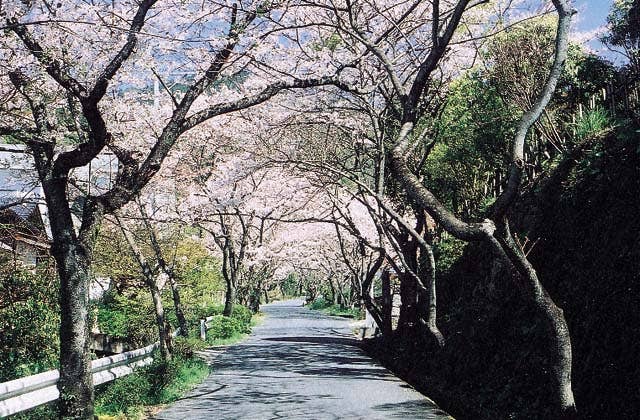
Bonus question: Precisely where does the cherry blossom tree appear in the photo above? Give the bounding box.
[112,210,174,361]
[244,0,576,414]
[248,94,445,344]
[0,0,579,417]
[0,0,354,416]
[291,0,577,414]
[171,128,328,313]
[106,186,192,362]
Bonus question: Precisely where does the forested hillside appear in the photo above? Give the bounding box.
[366,123,640,419]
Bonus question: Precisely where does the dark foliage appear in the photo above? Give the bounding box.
[365,128,640,419]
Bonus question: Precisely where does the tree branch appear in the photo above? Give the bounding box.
[491,0,575,218]
[7,18,87,97]
[89,0,159,103]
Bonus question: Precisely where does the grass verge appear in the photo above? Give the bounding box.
[94,345,210,420]
[203,311,264,347]
[308,297,362,319]
[94,310,263,419]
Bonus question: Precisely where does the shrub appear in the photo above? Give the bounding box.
[308,297,329,310]
[206,315,243,339]
[96,291,155,346]
[9,403,58,420]
[95,369,152,415]
[433,237,467,275]
[229,305,252,331]
[280,273,299,297]
[572,106,614,141]
[192,302,225,320]
[95,352,210,418]
[147,357,181,399]
[0,265,59,381]
[154,356,209,403]
[189,303,253,336]
[172,336,207,359]
[308,298,362,319]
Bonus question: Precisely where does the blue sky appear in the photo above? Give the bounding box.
[573,0,621,61]
[575,0,612,32]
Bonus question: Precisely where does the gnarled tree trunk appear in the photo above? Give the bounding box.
[44,182,103,420]
[380,268,393,337]
[167,274,188,338]
[148,275,172,361]
[493,222,576,415]
[138,202,189,337]
[384,0,576,413]
[223,277,236,316]
[417,240,445,348]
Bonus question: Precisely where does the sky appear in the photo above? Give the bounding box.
[573,0,619,61]
[575,0,612,32]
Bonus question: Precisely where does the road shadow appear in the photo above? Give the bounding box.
[373,400,452,419]
[264,335,361,346]
[153,302,449,419]
[210,337,395,382]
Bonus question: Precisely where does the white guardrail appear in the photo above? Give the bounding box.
[199,316,215,341]
[0,329,180,418]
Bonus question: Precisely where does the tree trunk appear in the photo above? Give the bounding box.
[147,273,172,361]
[389,134,577,414]
[116,214,172,360]
[418,242,445,348]
[138,203,189,338]
[492,225,576,416]
[397,273,417,333]
[328,274,338,305]
[138,256,172,362]
[223,277,236,316]
[380,269,393,337]
[168,275,188,337]
[54,243,94,420]
[42,179,98,420]
[360,280,385,335]
[359,252,386,335]
[249,279,261,313]
[336,279,347,306]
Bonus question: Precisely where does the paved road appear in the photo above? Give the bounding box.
[153,300,452,420]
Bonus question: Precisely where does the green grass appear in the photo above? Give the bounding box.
[94,310,263,419]
[18,311,261,419]
[94,353,210,420]
[251,311,265,326]
[205,330,249,346]
[204,311,264,346]
[154,356,211,403]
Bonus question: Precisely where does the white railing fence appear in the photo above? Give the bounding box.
[0,329,180,418]
[199,316,216,341]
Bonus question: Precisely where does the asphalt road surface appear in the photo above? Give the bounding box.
[153,299,452,420]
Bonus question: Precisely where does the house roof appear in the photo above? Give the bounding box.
[0,144,118,241]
